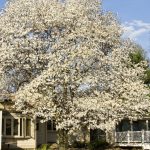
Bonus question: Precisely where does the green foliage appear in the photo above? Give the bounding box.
[88,140,109,150]
[129,43,146,64]
[72,141,87,148]
[37,144,49,150]
[129,44,150,84]
[130,51,144,64]
[144,69,150,84]
[37,143,58,150]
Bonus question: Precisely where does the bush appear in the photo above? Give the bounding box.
[72,141,87,148]
[88,140,109,150]
[144,69,150,84]
[37,144,58,150]
[39,144,48,150]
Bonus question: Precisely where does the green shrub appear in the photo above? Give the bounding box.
[88,140,109,150]
[41,144,48,150]
[72,141,87,148]
[37,143,58,150]
[37,144,49,150]
[144,69,150,84]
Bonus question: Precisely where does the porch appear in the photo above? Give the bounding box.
[115,119,150,149]
[115,131,150,143]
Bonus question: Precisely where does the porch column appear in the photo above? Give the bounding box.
[130,120,133,142]
[0,111,2,150]
[130,120,133,131]
[146,120,149,131]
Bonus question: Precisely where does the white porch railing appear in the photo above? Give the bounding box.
[115,131,150,144]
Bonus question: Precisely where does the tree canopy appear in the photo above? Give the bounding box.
[0,0,149,140]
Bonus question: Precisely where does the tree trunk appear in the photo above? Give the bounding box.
[106,130,114,144]
[57,129,69,150]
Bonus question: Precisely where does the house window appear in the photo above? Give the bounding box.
[47,120,56,131]
[133,120,146,131]
[13,119,19,135]
[53,121,56,130]
[116,120,131,132]
[26,119,31,136]
[2,118,4,135]
[36,123,39,131]
[47,120,52,130]
[6,119,12,136]
[20,118,23,136]
[148,120,150,131]
[2,117,31,137]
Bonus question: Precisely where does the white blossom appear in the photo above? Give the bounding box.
[0,0,149,132]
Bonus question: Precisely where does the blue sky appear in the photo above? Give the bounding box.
[0,0,5,9]
[102,0,150,57]
[0,0,150,56]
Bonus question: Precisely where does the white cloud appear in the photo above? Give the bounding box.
[128,28,147,39]
[122,20,150,40]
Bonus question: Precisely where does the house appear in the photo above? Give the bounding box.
[0,97,150,150]
[115,119,150,150]
[0,96,90,150]
[0,98,57,150]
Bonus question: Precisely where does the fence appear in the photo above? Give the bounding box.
[115,131,150,143]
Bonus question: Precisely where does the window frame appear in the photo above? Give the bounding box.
[2,117,31,138]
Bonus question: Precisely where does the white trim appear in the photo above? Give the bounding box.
[24,118,26,137]
[0,111,2,150]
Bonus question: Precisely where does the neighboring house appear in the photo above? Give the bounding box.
[115,119,150,150]
[0,97,89,150]
[0,99,57,150]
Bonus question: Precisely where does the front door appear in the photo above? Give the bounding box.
[36,119,47,147]
[47,120,57,143]
[36,119,57,147]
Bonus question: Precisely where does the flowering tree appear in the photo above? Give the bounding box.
[0,0,150,149]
